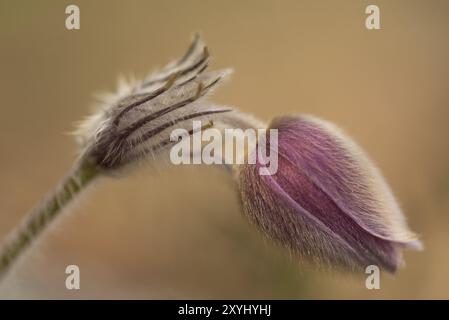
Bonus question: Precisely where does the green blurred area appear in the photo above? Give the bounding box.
[0,0,448,298]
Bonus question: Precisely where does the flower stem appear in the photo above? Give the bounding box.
[0,158,99,280]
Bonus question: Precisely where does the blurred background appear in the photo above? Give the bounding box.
[0,0,448,299]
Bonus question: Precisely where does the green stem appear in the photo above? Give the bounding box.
[0,158,99,279]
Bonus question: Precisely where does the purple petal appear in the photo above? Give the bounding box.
[238,115,421,272]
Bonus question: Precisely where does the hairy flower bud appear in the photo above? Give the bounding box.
[237,115,422,272]
[75,34,233,171]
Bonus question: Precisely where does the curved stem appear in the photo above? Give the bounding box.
[218,110,266,131]
[215,110,267,174]
[0,158,99,280]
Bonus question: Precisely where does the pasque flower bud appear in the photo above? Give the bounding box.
[237,115,422,272]
[75,34,233,171]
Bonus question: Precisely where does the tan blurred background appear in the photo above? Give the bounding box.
[0,0,448,299]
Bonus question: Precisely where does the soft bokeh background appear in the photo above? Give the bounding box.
[0,0,448,299]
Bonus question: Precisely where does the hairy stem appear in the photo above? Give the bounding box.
[0,158,99,280]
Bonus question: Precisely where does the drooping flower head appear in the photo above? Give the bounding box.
[237,115,422,272]
[0,34,421,281]
[73,35,421,273]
